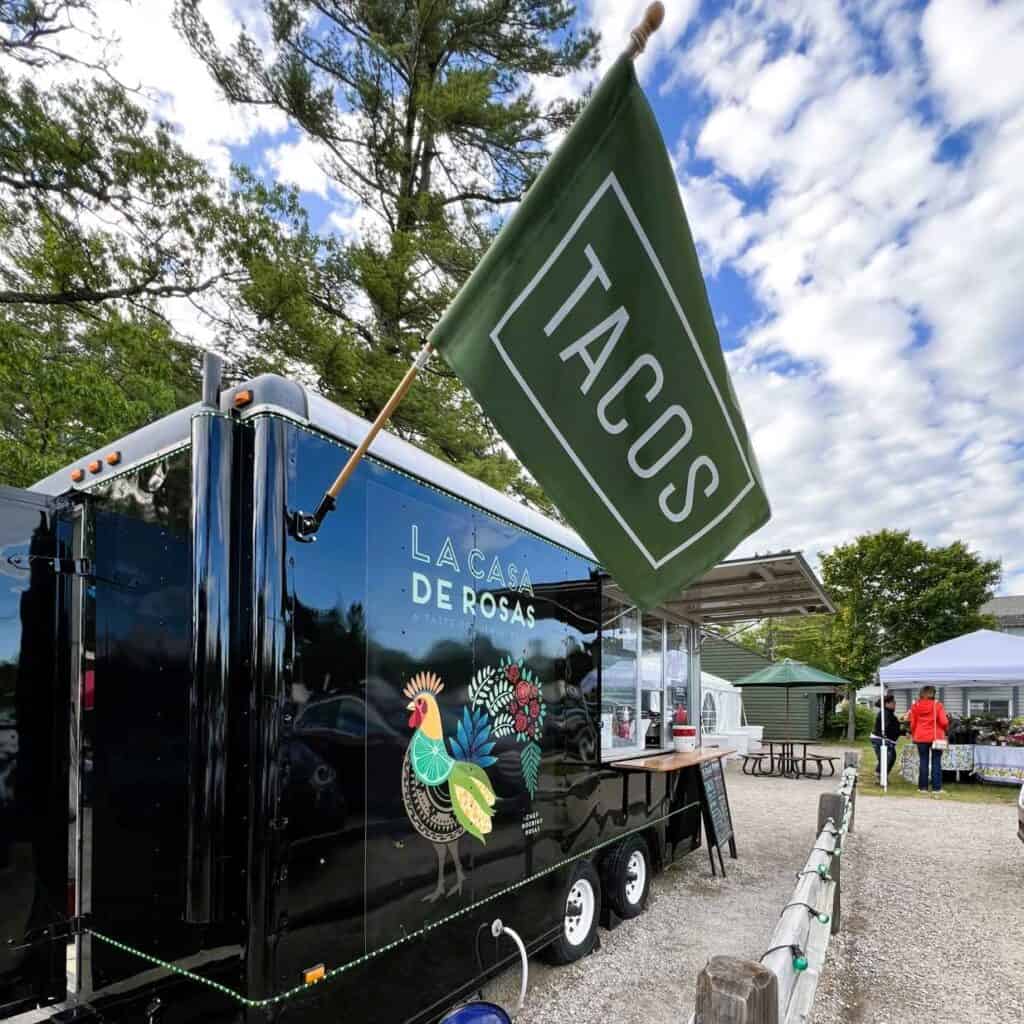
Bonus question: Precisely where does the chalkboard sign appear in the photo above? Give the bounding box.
[698,758,736,875]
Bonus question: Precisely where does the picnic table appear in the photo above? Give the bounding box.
[741,740,840,779]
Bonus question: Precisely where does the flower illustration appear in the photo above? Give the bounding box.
[515,712,529,733]
[507,664,520,683]
[529,700,540,719]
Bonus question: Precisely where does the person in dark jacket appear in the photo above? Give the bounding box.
[871,694,901,778]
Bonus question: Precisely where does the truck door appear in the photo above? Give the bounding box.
[0,485,77,1017]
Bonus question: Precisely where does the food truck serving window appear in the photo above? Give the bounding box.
[600,597,688,760]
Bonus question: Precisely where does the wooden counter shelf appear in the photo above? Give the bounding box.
[609,748,736,772]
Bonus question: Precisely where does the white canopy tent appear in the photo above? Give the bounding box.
[880,629,1024,720]
[879,629,1024,789]
[699,671,762,757]
[879,629,1024,687]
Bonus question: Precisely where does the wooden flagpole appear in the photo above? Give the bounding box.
[292,3,667,540]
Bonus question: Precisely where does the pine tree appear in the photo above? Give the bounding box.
[177,0,599,505]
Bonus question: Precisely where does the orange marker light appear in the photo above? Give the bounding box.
[302,964,326,986]
[233,389,253,408]
[70,468,85,483]
[105,451,122,466]
[87,460,102,474]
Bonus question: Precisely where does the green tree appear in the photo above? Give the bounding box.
[176,0,599,506]
[0,1,324,485]
[0,308,200,486]
[821,529,1000,737]
[729,614,838,671]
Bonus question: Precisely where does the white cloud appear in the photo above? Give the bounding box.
[13,0,1022,595]
[922,0,1024,125]
[25,0,290,179]
[587,0,700,77]
[680,174,760,273]
[532,0,701,113]
[672,0,1024,593]
[266,135,331,198]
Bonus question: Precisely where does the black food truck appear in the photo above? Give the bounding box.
[0,359,832,1023]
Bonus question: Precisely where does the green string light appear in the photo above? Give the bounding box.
[91,801,696,1009]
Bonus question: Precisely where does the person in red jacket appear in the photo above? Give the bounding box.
[907,685,950,795]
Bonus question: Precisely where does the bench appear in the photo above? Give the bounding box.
[802,753,839,779]
[740,753,766,775]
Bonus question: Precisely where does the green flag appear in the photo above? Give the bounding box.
[430,55,770,609]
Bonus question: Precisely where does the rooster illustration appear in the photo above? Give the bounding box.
[401,672,498,902]
[400,662,546,901]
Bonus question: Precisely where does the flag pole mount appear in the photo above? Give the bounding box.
[290,3,667,543]
[289,342,434,541]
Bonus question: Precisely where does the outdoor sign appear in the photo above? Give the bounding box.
[698,757,737,876]
[431,55,770,609]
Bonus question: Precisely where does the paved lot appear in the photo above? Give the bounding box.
[487,758,1024,1024]
[486,757,851,1024]
[814,790,1024,1024]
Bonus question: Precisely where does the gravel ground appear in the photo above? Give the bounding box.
[484,757,854,1024]
[485,760,1024,1024]
[813,790,1024,1024]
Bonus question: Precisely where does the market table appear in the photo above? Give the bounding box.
[972,745,1024,784]
[899,744,1024,785]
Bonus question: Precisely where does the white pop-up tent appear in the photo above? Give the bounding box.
[880,629,1024,788]
[699,671,761,756]
[880,629,1024,718]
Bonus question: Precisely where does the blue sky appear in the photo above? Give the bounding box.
[52,0,1024,593]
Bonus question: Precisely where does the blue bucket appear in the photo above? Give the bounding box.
[439,1002,512,1024]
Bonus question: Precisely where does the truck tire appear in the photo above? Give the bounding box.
[542,860,601,965]
[601,834,651,919]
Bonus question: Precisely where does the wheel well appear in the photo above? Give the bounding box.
[598,827,663,878]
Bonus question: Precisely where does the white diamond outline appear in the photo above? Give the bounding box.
[489,172,757,571]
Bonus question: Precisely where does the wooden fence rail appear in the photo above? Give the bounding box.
[692,753,859,1024]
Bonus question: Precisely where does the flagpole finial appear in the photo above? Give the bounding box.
[627,2,665,59]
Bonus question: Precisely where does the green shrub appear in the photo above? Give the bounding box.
[827,703,875,738]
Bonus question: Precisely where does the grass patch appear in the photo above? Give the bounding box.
[819,736,1019,805]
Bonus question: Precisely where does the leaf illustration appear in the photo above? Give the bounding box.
[469,665,514,717]
[468,666,494,706]
[520,741,542,799]
[453,710,471,760]
[491,712,515,738]
[453,705,503,768]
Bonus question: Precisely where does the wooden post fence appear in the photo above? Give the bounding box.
[693,756,859,1024]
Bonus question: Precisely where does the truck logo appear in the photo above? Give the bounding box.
[400,660,546,901]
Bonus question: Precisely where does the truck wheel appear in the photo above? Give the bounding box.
[602,835,651,919]
[542,860,601,965]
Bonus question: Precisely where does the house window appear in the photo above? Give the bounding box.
[968,698,1010,717]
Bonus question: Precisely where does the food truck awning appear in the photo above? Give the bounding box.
[647,551,834,624]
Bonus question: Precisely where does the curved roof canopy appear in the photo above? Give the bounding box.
[879,629,1024,687]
